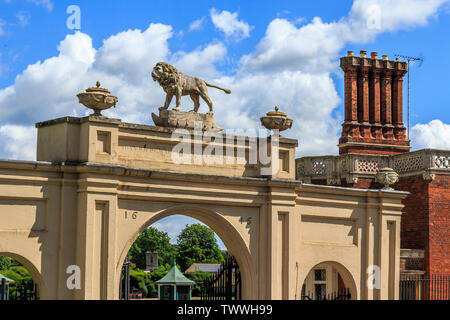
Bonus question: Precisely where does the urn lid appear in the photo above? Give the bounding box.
[260,106,293,132]
[84,81,111,94]
[265,106,287,117]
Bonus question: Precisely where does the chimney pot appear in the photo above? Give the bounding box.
[347,51,354,57]
[360,50,367,58]
[382,55,388,61]
[371,52,378,59]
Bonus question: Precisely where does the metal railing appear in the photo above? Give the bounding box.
[400,274,450,300]
[301,288,351,300]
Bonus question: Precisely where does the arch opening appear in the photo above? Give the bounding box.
[116,205,256,300]
[0,252,43,300]
[300,261,357,300]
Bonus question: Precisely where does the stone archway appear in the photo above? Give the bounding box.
[115,205,257,300]
[300,261,357,300]
[0,251,45,300]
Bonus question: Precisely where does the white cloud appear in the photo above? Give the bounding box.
[189,17,206,31]
[348,0,448,37]
[172,43,227,78]
[410,120,450,150]
[210,9,252,41]
[16,12,30,26]
[28,0,53,12]
[0,125,36,160]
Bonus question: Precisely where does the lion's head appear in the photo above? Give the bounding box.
[151,62,179,84]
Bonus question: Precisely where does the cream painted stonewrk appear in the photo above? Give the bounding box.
[0,115,407,300]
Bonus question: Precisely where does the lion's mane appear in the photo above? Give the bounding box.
[153,62,181,88]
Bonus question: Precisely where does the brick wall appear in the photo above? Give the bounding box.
[395,175,430,251]
[428,175,450,274]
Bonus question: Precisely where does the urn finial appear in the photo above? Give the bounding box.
[375,167,399,190]
[77,82,118,117]
[260,106,293,132]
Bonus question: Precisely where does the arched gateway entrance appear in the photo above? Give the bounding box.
[115,206,256,300]
[0,115,407,299]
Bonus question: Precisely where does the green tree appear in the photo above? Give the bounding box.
[128,227,176,269]
[0,256,21,270]
[184,270,213,297]
[176,224,225,271]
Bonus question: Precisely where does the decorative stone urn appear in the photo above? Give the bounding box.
[260,106,293,132]
[77,81,118,116]
[375,167,399,190]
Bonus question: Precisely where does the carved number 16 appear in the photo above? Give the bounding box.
[125,211,138,219]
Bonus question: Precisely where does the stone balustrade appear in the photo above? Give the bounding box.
[296,149,450,184]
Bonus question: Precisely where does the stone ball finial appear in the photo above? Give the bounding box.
[260,106,293,132]
[77,81,118,116]
[375,167,399,190]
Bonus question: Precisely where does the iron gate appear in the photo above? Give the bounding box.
[9,283,39,301]
[201,255,241,300]
[119,256,131,300]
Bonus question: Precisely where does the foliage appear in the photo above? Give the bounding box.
[0,265,34,294]
[128,227,176,270]
[176,224,225,272]
[128,264,172,298]
[129,269,152,298]
[184,271,213,297]
[0,256,21,271]
[125,223,226,299]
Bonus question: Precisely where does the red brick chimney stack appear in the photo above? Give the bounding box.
[339,50,410,155]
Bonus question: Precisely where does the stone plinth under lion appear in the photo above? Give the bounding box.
[152,108,223,131]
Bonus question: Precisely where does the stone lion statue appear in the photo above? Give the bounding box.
[151,62,231,113]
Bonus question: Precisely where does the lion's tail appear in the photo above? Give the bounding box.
[205,82,231,94]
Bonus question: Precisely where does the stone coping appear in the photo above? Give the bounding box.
[0,158,410,197]
[35,116,298,145]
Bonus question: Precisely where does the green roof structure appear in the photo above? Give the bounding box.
[155,261,195,286]
[0,273,15,283]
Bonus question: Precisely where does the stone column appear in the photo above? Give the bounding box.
[377,198,402,300]
[266,187,296,300]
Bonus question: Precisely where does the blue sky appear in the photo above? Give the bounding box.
[1,0,450,249]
